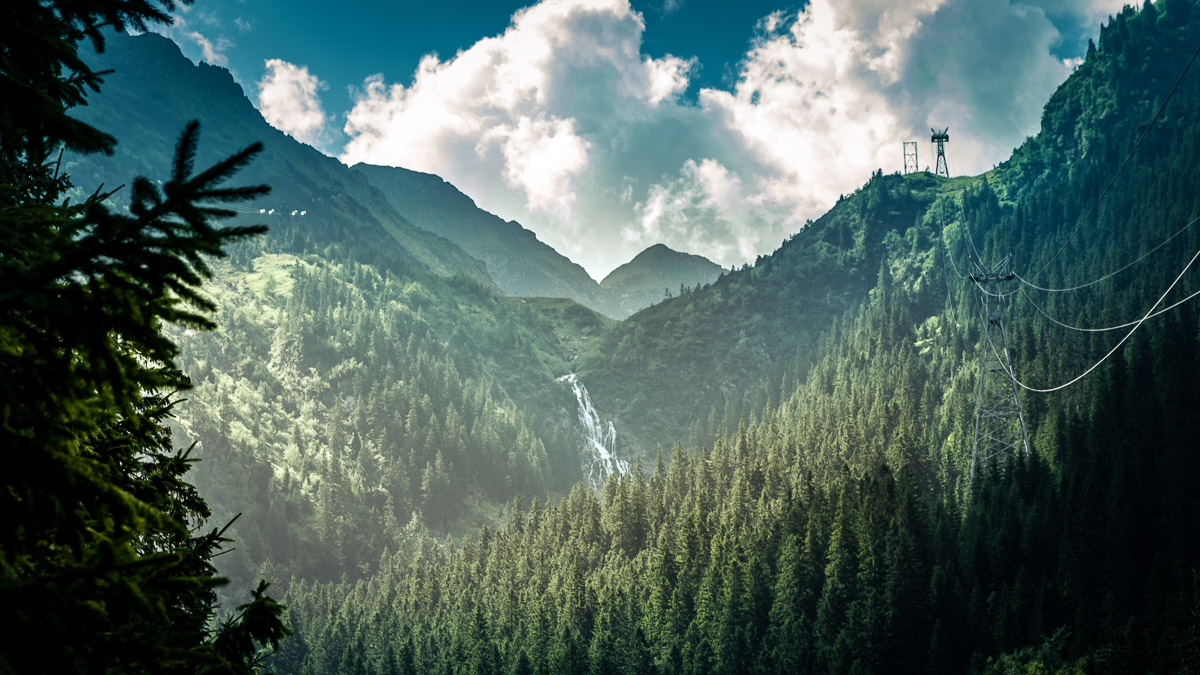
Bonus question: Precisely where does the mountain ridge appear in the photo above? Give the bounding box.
[70,31,729,321]
[354,162,726,318]
[271,5,1200,671]
[352,162,612,312]
[580,169,944,454]
[67,31,493,286]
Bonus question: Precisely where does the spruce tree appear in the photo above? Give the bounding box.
[0,1,286,671]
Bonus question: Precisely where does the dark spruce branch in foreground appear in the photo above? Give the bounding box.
[1,2,286,672]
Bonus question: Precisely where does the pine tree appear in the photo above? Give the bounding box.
[0,2,286,671]
[765,534,810,673]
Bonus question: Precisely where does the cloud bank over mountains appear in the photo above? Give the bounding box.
[257,59,329,146]
[339,0,694,228]
[251,0,1124,279]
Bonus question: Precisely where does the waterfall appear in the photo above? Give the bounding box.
[557,373,629,490]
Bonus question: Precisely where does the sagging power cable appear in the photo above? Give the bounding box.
[1020,285,1200,333]
[1017,214,1200,292]
[990,244,1200,393]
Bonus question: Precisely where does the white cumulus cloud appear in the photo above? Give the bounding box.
[633,158,779,264]
[496,116,591,219]
[629,0,1128,271]
[340,0,692,233]
[257,59,329,147]
[336,0,1126,278]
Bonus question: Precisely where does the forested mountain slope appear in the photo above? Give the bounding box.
[580,0,1200,461]
[65,31,644,589]
[273,3,1200,673]
[172,243,590,586]
[582,170,944,454]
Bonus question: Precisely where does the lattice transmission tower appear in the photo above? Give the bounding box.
[932,128,949,177]
[969,254,1030,489]
[903,141,918,174]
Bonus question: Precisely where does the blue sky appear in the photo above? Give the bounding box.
[169,1,794,102]
[160,0,1128,279]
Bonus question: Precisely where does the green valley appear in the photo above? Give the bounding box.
[5,1,1200,673]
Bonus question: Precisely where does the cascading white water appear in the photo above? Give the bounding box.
[557,373,629,490]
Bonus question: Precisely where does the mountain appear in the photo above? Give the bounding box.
[353,163,612,310]
[67,32,490,284]
[69,35,727,323]
[600,243,725,317]
[66,31,751,591]
[581,170,944,454]
[171,247,611,585]
[354,163,726,319]
[39,2,1200,672]
[273,4,1200,672]
[66,31,635,586]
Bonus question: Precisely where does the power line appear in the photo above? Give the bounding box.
[1021,285,1200,333]
[937,202,957,309]
[992,244,1200,393]
[1017,214,1200,292]
[947,144,983,262]
[938,200,967,280]
[975,280,1020,299]
[940,141,984,264]
[936,199,971,332]
[959,198,984,263]
[1031,40,1200,280]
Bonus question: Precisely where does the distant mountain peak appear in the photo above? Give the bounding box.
[352,162,609,308]
[598,244,723,315]
[353,163,729,319]
[601,244,721,286]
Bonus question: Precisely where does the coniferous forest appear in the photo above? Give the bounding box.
[4,1,1200,674]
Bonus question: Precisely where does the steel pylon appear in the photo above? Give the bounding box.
[903,141,918,174]
[932,128,949,178]
[969,254,1030,490]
